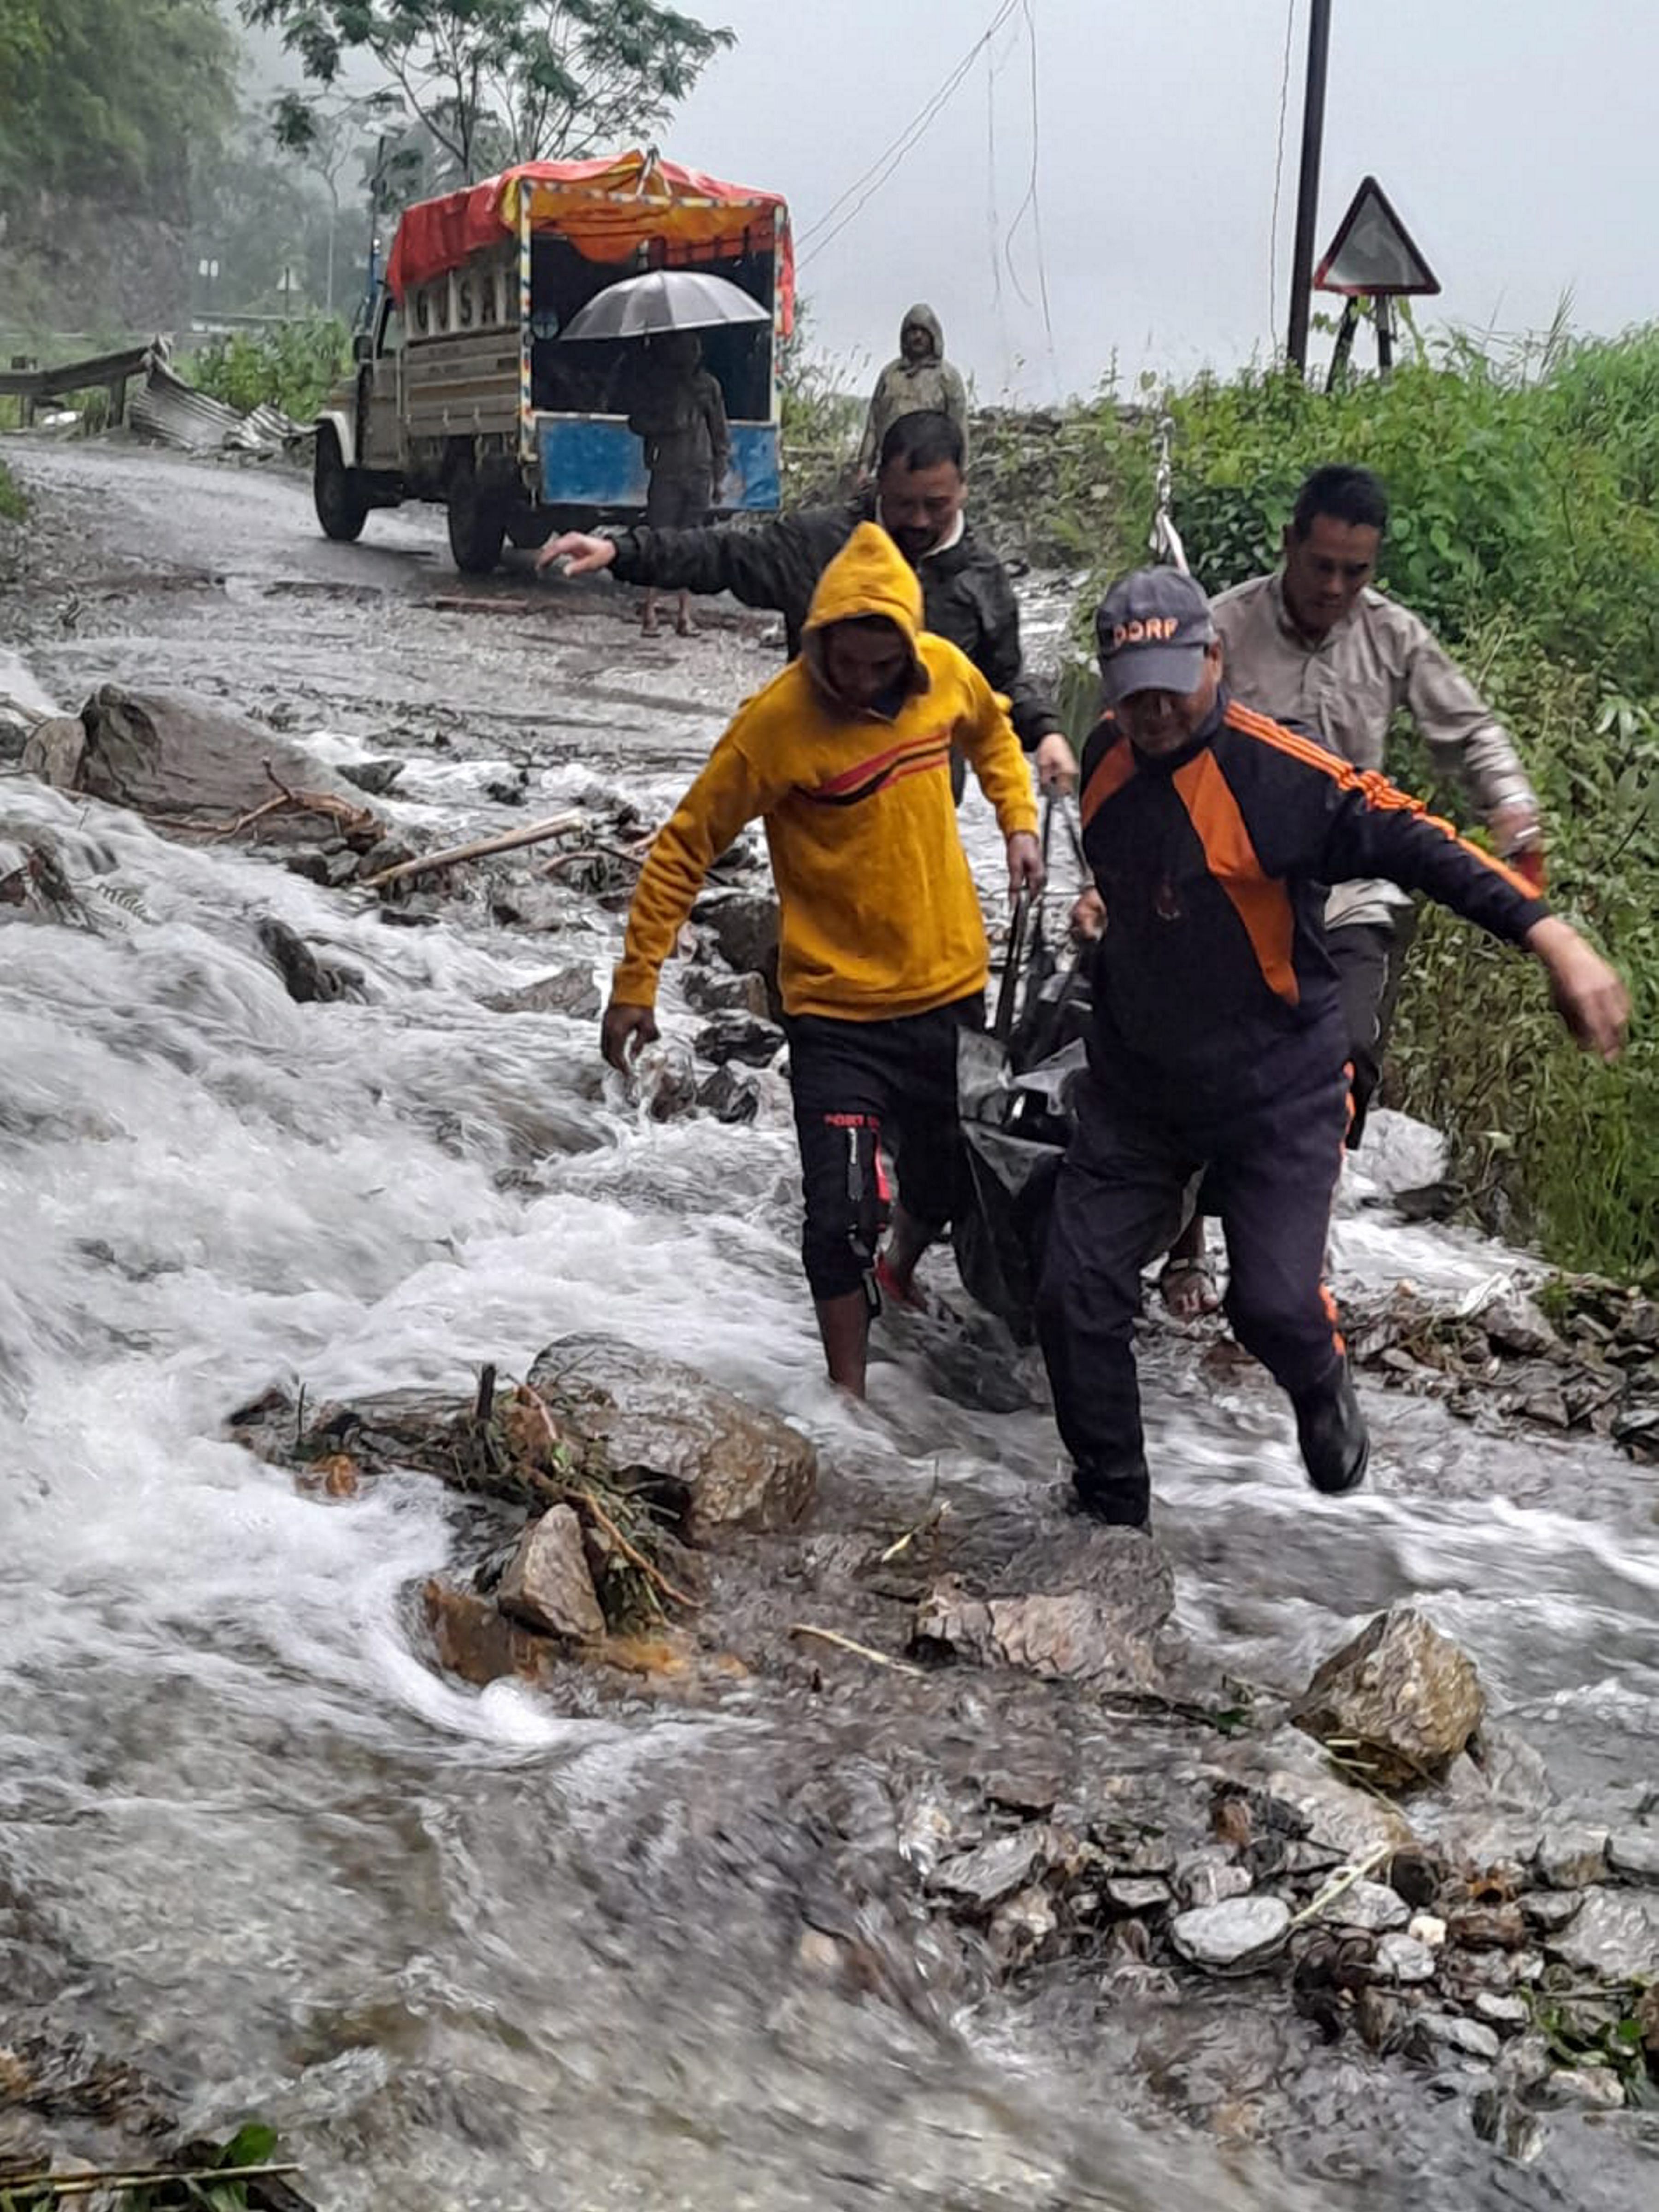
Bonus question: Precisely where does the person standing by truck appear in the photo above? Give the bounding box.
[855,305,969,483]
[625,333,730,638]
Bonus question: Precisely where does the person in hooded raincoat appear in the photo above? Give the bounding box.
[601,523,1043,1396]
[855,305,969,482]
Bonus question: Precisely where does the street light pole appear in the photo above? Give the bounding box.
[1285,0,1334,376]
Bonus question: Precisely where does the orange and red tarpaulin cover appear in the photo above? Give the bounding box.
[386,150,794,331]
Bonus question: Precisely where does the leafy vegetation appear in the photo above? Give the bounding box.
[185,318,353,423]
[0,2119,295,2209]
[965,327,1659,1281]
[0,0,233,213]
[0,459,23,524]
[247,0,736,185]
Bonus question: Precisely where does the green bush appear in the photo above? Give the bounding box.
[0,458,23,522]
[184,317,350,424]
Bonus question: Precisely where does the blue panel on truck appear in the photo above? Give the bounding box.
[537,415,780,512]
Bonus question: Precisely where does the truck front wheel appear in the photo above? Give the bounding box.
[447,456,506,575]
[314,429,369,543]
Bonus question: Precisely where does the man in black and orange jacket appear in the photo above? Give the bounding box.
[1040,569,1628,1529]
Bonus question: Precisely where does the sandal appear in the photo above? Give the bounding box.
[1159,1253,1220,1321]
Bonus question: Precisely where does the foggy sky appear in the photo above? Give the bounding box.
[658,0,1659,400]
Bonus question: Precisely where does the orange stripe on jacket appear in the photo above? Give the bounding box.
[813,728,952,798]
[1171,750,1300,1006]
[1081,740,1137,827]
[1224,700,1541,903]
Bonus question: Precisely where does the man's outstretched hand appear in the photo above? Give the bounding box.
[1034,732,1077,794]
[601,999,659,1071]
[1006,831,1045,901]
[1526,918,1630,1062]
[537,532,617,578]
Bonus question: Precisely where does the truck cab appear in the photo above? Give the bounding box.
[312,153,790,575]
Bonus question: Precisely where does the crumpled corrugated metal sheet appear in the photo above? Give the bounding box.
[129,359,301,456]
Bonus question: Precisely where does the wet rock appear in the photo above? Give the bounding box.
[1355,1987,1414,2055]
[694,1011,785,1068]
[988,1884,1058,1968]
[1388,1848,1445,1910]
[912,1563,1165,1693]
[1106,1876,1172,1913]
[1446,1902,1527,1951]
[256,917,363,1005]
[929,1828,1054,1909]
[497,1505,606,1641]
[1522,1888,1584,1935]
[695,1062,762,1124]
[1174,1849,1254,1909]
[526,1334,817,1541]
[339,756,406,797]
[65,686,382,846]
[1535,1823,1610,1889]
[1293,1606,1484,1788]
[357,833,420,882]
[1608,1826,1659,1880]
[1477,1292,1560,1358]
[484,965,602,1018]
[1262,1765,1416,1860]
[1540,2065,1625,2111]
[19,714,86,788]
[1408,2012,1501,2065]
[1473,1992,1530,2031]
[0,703,35,761]
[682,967,772,1019]
[1326,1879,1411,1934]
[1170,1895,1290,1971]
[1374,1932,1437,1984]
[1543,1884,1659,1978]
[692,888,779,979]
[422,1577,559,1690]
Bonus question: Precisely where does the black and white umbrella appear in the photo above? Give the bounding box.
[558,270,770,341]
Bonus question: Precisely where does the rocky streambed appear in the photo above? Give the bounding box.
[1,438,1656,2210]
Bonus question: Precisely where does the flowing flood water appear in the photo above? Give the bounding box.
[1,444,1657,2209]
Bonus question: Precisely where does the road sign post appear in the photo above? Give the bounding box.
[1314,175,1440,383]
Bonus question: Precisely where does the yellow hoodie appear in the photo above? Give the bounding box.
[613,523,1039,1022]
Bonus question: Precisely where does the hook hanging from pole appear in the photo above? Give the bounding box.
[1148,411,1189,575]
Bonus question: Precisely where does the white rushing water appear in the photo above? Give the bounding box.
[3,712,1657,2209]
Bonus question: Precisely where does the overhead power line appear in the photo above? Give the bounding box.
[797,0,1023,268]
[1268,0,1298,350]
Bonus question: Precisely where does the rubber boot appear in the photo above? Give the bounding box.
[1294,1362,1371,1495]
[1071,1455,1152,1530]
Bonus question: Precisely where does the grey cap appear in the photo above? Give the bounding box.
[1095,568,1217,704]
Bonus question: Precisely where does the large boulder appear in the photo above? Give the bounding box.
[526,1334,817,1542]
[51,686,383,847]
[1293,1606,1484,1789]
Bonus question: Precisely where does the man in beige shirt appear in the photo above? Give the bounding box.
[1161,462,1546,1315]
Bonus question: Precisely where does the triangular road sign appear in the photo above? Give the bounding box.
[1315,176,1440,297]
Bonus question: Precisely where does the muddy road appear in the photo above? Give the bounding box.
[1,436,1657,2211]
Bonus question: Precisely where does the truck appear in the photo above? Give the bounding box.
[312,150,793,575]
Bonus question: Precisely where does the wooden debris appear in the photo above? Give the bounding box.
[789,1624,926,1676]
[359,810,583,891]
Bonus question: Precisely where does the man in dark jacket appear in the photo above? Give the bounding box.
[1040,568,1627,1531]
[536,410,1076,791]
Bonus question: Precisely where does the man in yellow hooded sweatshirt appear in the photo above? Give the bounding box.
[604,523,1044,1394]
